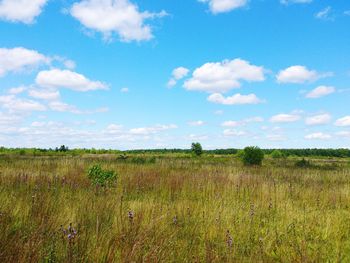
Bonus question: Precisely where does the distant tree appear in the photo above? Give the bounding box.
[191,142,203,156]
[241,146,264,166]
[271,149,283,159]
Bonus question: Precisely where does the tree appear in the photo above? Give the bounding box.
[87,164,117,187]
[271,149,283,159]
[241,146,264,166]
[191,142,203,156]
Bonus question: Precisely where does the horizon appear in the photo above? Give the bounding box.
[0,0,349,149]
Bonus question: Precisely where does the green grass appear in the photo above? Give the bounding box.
[1,154,350,262]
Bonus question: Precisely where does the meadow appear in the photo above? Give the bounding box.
[1,152,350,262]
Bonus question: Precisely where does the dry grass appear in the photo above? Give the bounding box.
[0,155,350,262]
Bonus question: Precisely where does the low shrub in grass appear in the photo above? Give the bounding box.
[241,146,264,166]
[87,164,117,187]
[295,158,312,168]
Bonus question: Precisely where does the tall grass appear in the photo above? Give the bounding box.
[0,155,350,262]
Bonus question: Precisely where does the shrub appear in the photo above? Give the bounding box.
[295,158,312,168]
[241,146,264,166]
[271,149,283,159]
[87,164,117,187]
[191,142,203,156]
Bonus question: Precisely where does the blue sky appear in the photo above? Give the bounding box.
[0,0,349,149]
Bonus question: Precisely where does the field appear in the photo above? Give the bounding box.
[1,153,350,262]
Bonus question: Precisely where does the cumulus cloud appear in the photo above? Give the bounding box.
[305,132,331,140]
[28,89,60,100]
[276,65,331,84]
[120,87,129,93]
[335,116,350,127]
[305,86,335,98]
[305,113,331,125]
[221,116,263,127]
[0,47,49,77]
[199,0,248,14]
[8,86,28,95]
[48,100,108,114]
[336,131,350,138]
[167,67,189,88]
[188,120,205,126]
[70,0,167,42]
[223,129,246,137]
[207,93,263,105]
[0,0,48,24]
[129,124,177,135]
[35,69,108,92]
[184,59,265,93]
[270,113,301,123]
[0,95,46,112]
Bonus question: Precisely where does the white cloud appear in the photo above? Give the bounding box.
[223,129,246,137]
[167,67,189,87]
[188,120,205,126]
[221,117,263,127]
[8,86,28,95]
[36,69,108,92]
[199,0,248,14]
[0,0,47,24]
[48,101,108,114]
[28,89,60,100]
[207,93,263,105]
[305,113,331,125]
[305,85,335,99]
[335,116,350,127]
[0,95,46,112]
[184,59,265,93]
[345,10,350,16]
[0,47,49,77]
[276,65,330,84]
[70,0,167,42]
[305,132,331,140]
[129,124,177,135]
[280,0,312,4]
[315,6,332,20]
[266,134,287,141]
[336,131,350,138]
[120,87,129,93]
[270,113,301,123]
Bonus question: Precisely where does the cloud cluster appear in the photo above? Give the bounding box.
[0,47,49,77]
[305,86,335,99]
[70,0,167,42]
[208,93,263,105]
[276,65,328,84]
[184,59,265,93]
[0,0,48,24]
[167,67,190,88]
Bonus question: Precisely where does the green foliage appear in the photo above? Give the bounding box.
[295,158,312,168]
[241,146,264,166]
[271,149,284,159]
[191,142,203,156]
[87,164,117,187]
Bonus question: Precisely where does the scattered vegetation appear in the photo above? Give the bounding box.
[1,149,350,262]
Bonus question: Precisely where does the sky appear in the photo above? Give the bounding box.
[0,0,349,150]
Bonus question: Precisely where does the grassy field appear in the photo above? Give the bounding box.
[1,154,350,262]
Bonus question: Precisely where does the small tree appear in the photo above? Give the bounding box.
[271,149,283,159]
[241,146,264,166]
[87,164,117,187]
[191,142,203,156]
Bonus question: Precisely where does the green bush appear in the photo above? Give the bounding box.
[87,164,117,187]
[295,158,312,168]
[241,146,264,166]
[271,149,284,159]
[191,142,203,156]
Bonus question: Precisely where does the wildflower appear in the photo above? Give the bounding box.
[226,230,233,248]
[128,210,134,222]
[173,215,178,225]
